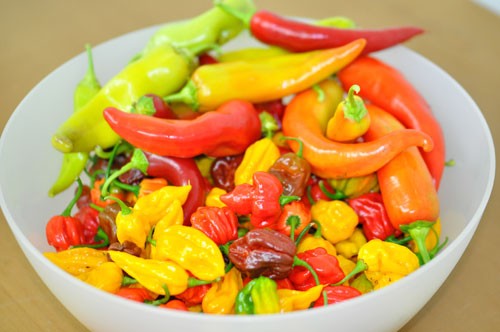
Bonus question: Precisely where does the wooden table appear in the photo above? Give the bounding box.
[1,0,499,330]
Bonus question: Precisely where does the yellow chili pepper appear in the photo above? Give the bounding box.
[297,234,337,256]
[149,199,184,260]
[277,285,324,312]
[108,250,189,296]
[335,228,367,259]
[154,225,225,281]
[234,137,280,185]
[357,239,420,290]
[328,173,379,199]
[326,84,371,142]
[76,261,123,293]
[114,203,150,249]
[310,200,359,244]
[205,187,228,208]
[202,267,243,314]
[43,247,109,276]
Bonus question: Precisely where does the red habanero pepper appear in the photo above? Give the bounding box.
[338,56,445,188]
[289,248,345,291]
[46,179,86,251]
[220,171,283,228]
[313,285,362,307]
[103,100,261,158]
[174,282,211,307]
[217,4,423,55]
[282,81,434,179]
[363,105,440,228]
[145,152,207,224]
[347,192,397,241]
[73,205,100,244]
[115,287,154,303]
[190,206,239,245]
[274,200,311,239]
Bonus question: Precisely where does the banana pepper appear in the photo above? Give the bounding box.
[357,239,420,290]
[234,137,280,186]
[310,200,359,244]
[202,267,243,314]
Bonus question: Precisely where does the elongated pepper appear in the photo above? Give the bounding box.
[281,81,434,179]
[164,39,366,111]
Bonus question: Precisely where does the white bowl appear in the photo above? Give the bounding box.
[0,23,495,332]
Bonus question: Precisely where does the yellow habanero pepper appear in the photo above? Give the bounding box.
[108,250,189,296]
[335,228,367,259]
[357,239,420,290]
[328,173,379,199]
[43,247,109,276]
[113,200,150,249]
[148,199,184,260]
[154,225,225,281]
[205,187,228,208]
[76,261,123,293]
[277,285,324,313]
[233,137,280,185]
[311,200,359,244]
[202,267,243,314]
[297,232,337,256]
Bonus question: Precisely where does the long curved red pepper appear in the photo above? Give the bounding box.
[338,56,445,188]
[103,100,261,158]
[144,152,207,225]
[218,5,423,55]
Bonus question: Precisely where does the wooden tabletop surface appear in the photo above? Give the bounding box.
[1,0,499,331]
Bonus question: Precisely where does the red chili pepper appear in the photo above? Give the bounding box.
[45,178,86,251]
[103,100,261,158]
[115,287,153,303]
[338,56,445,188]
[190,206,239,245]
[347,192,397,241]
[312,285,362,307]
[174,283,211,307]
[274,200,311,238]
[288,248,345,291]
[220,171,283,228]
[73,205,100,244]
[217,4,423,55]
[275,277,295,290]
[145,152,207,224]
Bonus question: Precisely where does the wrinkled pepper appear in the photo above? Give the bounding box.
[153,225,225,281]
[229,228,296,280]
[202,267,243,314]
[115,287,154,303]
[233,137,281,186]
[218,3,423,54]
[108,196,149,249]
[51,43,194,154]
[164,39,366,111]
[274,200,311,239]
[76,261,123,293]
[338,56,445,188]
[357,239,420,290]
[312,285,362,307]
[190,206,239,245]
[277,284,324,313]
[221,171,283,228]
[363,105,440,229]
[103,100,261,158]
[108,250,190,296]
[282,82,434,179]
[175,282,211,307]
[235,276,280,314]
[210,154,244,192]
[296,228,337,257]
[43,247,109,276]
[335,228,367,259]
[310,200,359,244]
[326,84,370,142]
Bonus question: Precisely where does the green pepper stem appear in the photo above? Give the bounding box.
[343,84,368,123]
[279,194,301,206]
[281,136,304,158]
[331,259,368,286]
[101,149,149,197]
[188,277,218,288]
[61,178,84,216]
[312,84,325,102]
[71,227,110,249]
[400,220,435,265]
[384,234,412,245]
[294,220,320,246]
[103,195,132,215]
[145,284,170,306]
[318,180,346,200]
[293,256,320,286]
[286,215,301,242]
[146,226,156,247]
[112,181,140,198]
[163,80,199,110]
[84,44,99,85]
[259,111,279,139]
[121,275,138,286]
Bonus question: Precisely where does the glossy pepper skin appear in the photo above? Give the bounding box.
[220,171,283,228]
[52,44,194,154]
[363,105,440,228]
[277,284,324,312]
[312,285,361,307]
[338,56,445,188]
[164,39,366,111]
[145,152,207,224]
[218,4,423,55]
[235,276,280,314]
[282,80,434,179]
[202,267,243,314]
[229,228,296,280]
[43,247,109,276]
[103,100,261,158]
[210,154,243,192]
[153,225,225,281]
[347,192,396,241]
[310,200,359,244]
[190,206,239,245]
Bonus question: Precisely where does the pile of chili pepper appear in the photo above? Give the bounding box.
[44,0,448,315]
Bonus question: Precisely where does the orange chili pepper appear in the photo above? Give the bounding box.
[281,82,434,179]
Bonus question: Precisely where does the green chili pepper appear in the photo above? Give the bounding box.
[235,276,280,314]
[49,44,100,197]
[137,0,256,59]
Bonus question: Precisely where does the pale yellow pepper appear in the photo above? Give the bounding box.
[335,228,367,259]
[310,200,359,244]
[277,285,324,312]
[234,137,280,185]
[76,261,123,293]
[357,239,420,290]
[202,267,243,314]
